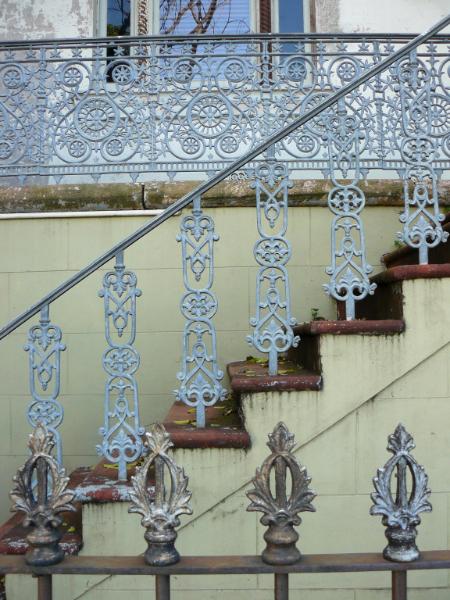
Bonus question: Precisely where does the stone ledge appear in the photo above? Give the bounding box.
[295,319,405,336]
[228,360,322,393]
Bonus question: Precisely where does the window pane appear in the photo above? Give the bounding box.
[107,0,131,36]
[279,0,303,33]
[159,0,250,35]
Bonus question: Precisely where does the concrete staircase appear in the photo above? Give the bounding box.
[3,237,450,600]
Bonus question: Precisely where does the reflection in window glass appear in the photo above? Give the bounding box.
[107,0,131,36]
[159,0,250,35]
[279,0,303,33]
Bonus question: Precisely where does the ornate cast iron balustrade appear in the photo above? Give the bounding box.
[24,305,65,466]
[176,196,226,427]
[0,34,448,182]
[97,251,145,480]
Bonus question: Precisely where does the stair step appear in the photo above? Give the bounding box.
[164,401,250,449]
[228,360,322,393]
[0,468,85,556]
[382,217,450,268]
[73,463,135,504]
[295,319,405,336]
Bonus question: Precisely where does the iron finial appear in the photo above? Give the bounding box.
[246,422,316,565]
[10,423,75,566]
[128,424,193,566]
[370,423,432,562]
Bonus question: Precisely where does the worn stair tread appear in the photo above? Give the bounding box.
[295,319,405,336]
[372,264,450,284]
[163,401,250,449]
[228,360,322,393]
[382,215,450,268]
[0,468,85,556]
[73,462,137,504]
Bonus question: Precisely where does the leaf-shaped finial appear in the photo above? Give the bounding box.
[10,422,75,566]
[246,423,315,565]
[370,423,431,562]
[128,423,192,566]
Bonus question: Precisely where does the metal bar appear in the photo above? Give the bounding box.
[0,32,448,48]
[392,571,407,600]
[155,575,170,600]
[0,12,449,340]
[2,552,450,575]
[37,575,52,600]
[274,573,289,600]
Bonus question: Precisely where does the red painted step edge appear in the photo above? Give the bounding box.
[295,319,405,336]
[228,361,322,393]
[372,264,450,284]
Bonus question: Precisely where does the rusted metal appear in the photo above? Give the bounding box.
[371,424,431,562]
[9,423,75,566]
[155,574,171,600]
[37,575,52,600]
[128,424,192,566]
[274,573,289,600]
[247,423,316,565]
[392,571,407,600]
[2,551,450,576]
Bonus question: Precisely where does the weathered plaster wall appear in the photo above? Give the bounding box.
[314,0,450,33]
[0,0,94,41]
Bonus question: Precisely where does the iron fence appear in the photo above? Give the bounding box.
[0,420,445,600]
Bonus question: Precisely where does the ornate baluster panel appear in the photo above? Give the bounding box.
[395,49,448,264]
[10,422,75,566]
[24,305,65,466]
[246,422,316,565]
[247,159,299,375]
[323,99,376,320]
[176,196,226,428]
[129,423,192,566]
[98,251,144,481]
[370,424,432,562]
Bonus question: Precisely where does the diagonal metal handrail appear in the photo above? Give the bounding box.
[1,13,449,341]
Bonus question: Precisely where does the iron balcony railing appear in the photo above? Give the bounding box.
[0,420,444,600]
[0,15,449,476]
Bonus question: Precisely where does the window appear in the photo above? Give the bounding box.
[96,0,309,37]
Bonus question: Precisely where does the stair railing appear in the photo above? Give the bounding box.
[0,14,449,475]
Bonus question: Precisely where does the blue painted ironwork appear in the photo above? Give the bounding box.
[0,18,449,344]
[24,305,65,466]
[0,33,449,184]
[323,99,376,320]
[97,251,144,480]
[248,158,299,374]
[176,196,226,427]
[395,50,449,264]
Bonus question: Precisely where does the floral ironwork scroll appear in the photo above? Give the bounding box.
[98,251,144,480]
[247,422,316,565]
[175,195,226,427]
[370,423,432,562]
[323,99,376,319]
[10,423,75,566]
[248,159,299,375]
[129,423,192,566]
[24,305,65,466]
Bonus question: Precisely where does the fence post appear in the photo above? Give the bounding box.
[37,575,52,600]
[392,571,407,600]
[155,574,170,600]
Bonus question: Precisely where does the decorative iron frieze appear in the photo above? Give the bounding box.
[0,36,449,183]
[247,422,316,565]
[129,424,192,566]
[24,305,65,466]
[247,160,299,375]
[395,51,448,264]
[98,251,145,480]
[10,423,75,566]
[370,424,432,562]
[175,195,226,427]
[323,99,376,319]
